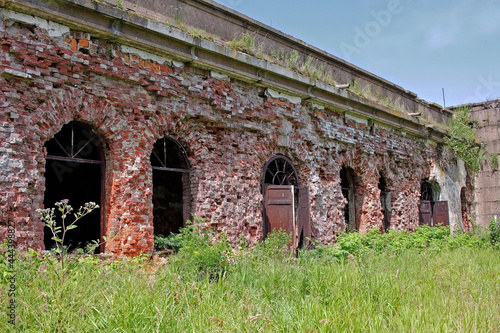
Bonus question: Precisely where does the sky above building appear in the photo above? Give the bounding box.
[212,0,500,107]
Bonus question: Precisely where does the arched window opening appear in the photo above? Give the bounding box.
[43,121,104,252]
[421,181,434,201]
[262,155,310,249]
[378,176,391,232]
[340,167,357,231]
[151,136,190,237]
[263,155,299,186]
[419,181,434,226]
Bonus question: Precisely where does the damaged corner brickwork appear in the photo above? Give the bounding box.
[0,3,466,254]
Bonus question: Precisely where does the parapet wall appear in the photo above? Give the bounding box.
[104,0,452,126]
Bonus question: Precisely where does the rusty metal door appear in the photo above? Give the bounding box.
[297,187,311,248]
[433,201,449,226]
[264,185,295,241]
[419,200,432,226]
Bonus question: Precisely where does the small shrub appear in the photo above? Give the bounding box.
[300,225,495,262]
[259,231,293,261]
[154,233,183,252]
[298,243,349,262]
[488,218,500,247]
[169,217,232,281]
[335,231,365,255]
[491,153,499,170]
[228,32,256,54]
[285,50,300,70]
[446,231,487,249]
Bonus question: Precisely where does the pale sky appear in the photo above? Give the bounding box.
[212,0,500,107]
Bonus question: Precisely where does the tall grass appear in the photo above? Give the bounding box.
[1,225,499,332]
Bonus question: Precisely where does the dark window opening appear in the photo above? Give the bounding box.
[151,136,190,237]
[340,167,357,231]
[378,176,390,232]
[421,181,434,201]
[460,187,471,231]
[43,121,104,253]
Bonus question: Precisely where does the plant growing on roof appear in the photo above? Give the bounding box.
[228,32,256,54]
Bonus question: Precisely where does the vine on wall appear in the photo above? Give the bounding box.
[444,107,487,173]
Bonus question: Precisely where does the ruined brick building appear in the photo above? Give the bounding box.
[0,0,476,255]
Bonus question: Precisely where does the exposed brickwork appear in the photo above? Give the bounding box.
[0,16,447,254]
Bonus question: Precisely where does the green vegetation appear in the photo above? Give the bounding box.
[270,50,337,86]
[227,33,339,86]
[488,218,500,246]
[491,152,499,170]
[444,106,487,173]
[2,224,499,332]
[349,79,408,114]
[37,199,101,268]
[228,32,257,54]
[162,17,220,42]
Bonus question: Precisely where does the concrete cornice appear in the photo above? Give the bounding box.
[1,0,447,142]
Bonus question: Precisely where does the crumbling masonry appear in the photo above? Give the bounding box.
[1,0,471,255]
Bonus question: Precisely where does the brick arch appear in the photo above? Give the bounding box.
[30,89,126,145]
[30,90,126,252]
[143,117,196,158]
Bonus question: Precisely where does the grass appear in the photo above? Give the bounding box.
[1,226,499,332]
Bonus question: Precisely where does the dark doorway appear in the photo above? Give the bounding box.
[378,176,390,231]
[151,136,190,237]
[43,122,104,252]
[419,181,434,226]
[421,181,434,201]
[262,155,310,248]
[419,181,449,226]
[460,187,471,231]
[340,167,357,231]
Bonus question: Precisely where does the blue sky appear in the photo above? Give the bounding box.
[212,0,500,107]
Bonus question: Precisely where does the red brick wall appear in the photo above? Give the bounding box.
[0,20,438,254]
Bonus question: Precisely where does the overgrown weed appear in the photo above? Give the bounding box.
[2,224,499,332]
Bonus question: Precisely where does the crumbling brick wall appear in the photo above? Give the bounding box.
[0,15,445,254]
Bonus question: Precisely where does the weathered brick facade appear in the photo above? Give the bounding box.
[0,0,467,254]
